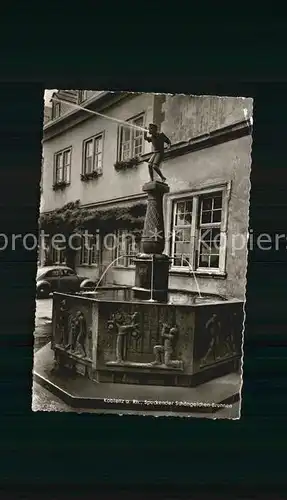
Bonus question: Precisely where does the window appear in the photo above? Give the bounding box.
[114,230,139,268]
[46,269,62,278]
[83,134,103,175]
[52,102,61,119]
[170,190,225,273]
[79,235,99,266]
[50,269,62,277]
[78,90,88,103]
[54,148,71,185]
[197,194,222,269]
[172,199,193,267]
[119,114,144,161]
[51,247,66,265]
[62,268,76,276]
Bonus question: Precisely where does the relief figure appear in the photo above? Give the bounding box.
[68,310,88,358]
[153,323,183,369]
[108,311,140,363]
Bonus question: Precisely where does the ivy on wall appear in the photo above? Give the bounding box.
[39,199,146,237]
[39,200,146,268]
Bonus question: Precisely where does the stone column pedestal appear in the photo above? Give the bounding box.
[133,181,170,302]
[141,181,170,254]
[133,253,170,302]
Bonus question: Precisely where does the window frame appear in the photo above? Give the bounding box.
[51,246,66,266]
[118,113,145,162]
[79,234,99,267]
[53,146,72,186]
[166,183,230,276]
[52,101,61,120]
[62,268,77,277]
[78,90,88,103]
[196,193,224,271]
[113,229,139,269]
[82,132,104,176]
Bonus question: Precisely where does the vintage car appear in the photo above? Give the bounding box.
[36,265,97,298]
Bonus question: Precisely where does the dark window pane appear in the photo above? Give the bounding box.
[212,209,222,223]
[201,211,212,224]
[199,254,209,267]
[211,228,221,240]
[202,198,212,210]
[185,200,193,213]
[213,195,222,209]
[210,254,219,267]
[200,229,212,241]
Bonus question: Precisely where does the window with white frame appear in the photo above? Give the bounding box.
[52,102,61,119]
[83,134,103,175]
[171,199,193,268]
[197,193,222,269]
[79,234,99,266]
[119,114,145,161]
[78,90,88,103]
[114,229,139,268]
[170,190,226,273]
[51,246,66,265]
[54,148,71,184]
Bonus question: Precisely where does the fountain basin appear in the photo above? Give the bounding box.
[51,287,243,388]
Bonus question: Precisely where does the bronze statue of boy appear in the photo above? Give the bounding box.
[144,123,171,183]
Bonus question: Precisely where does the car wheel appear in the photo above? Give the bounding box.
[37,285,50,299]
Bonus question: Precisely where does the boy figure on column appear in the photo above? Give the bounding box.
[144,123,171,183]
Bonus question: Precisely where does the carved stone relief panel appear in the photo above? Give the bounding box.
[53,294,93,361]
[195,303,243,370]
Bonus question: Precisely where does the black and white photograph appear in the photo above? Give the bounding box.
[32,89,253,418]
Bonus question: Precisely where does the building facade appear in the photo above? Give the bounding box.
[40,90,253,300]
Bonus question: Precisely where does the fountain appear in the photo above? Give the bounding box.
[46,179,243,392]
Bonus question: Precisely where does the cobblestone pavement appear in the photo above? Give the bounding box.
[32,382,103,414]
[34,298,53,352]
[32,382,74,412]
